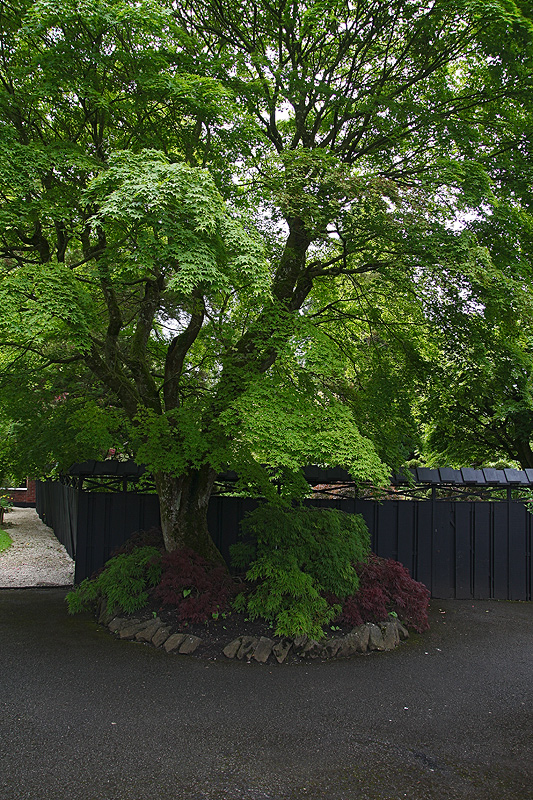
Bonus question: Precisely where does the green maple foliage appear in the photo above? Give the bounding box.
[1,0,532,559]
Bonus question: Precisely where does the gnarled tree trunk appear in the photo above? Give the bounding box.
[155,465,224,564]
[515,439,533,470]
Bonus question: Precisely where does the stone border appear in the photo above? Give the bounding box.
[97,600,410,664]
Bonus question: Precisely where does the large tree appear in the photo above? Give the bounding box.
[0,0,531,559]
[420,261,533,469]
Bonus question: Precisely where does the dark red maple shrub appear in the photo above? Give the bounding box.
[152,547,237,623]
[337,554,430,632]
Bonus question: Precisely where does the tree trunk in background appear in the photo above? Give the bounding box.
[515,440,533,470]
[155,465,224,565]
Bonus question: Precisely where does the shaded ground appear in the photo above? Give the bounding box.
[1,588,532,800]
[0,507,74,588]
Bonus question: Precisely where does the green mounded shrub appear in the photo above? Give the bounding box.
[232,504,370,640]
[0,528,12,552]
[66,546,162,615]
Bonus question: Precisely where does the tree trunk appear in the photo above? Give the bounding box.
[155,465,225,565]
[515,439,533,470]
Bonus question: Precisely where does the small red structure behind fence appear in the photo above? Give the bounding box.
[4,480,36,507]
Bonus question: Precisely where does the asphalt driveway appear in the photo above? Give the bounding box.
[0,589,531,800]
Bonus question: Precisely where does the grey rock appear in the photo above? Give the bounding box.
[397,620,409,640]
[118,620,150,639]
[380,620,400,650]
[367,623,386,651]
[337,626,371,657]
[223,638,242,659]
[98,599,116,626]
[152,626,171,648]
[292,635,308,651]
[348,625,371,652]
[236,636,257,660]
[253,637,275,663]
[301,639,323,658]
[135,619,162,642]
[179,635,202,654]
[108,616,132,633]
[272,639,292,664]
[323,638,343,658]
[337,638,357,658]
[164,633,186,653]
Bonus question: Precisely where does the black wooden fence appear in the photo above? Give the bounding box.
[36,480,532,600]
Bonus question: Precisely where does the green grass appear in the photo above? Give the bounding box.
[0,528,13,552]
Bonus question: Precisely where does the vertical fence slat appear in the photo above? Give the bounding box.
[374,501,398,562]
[432,502,455,599]
[74,491,90,584]
[509,502,528,601]
[353,500,376,552]
[492,502,510,600]
[396,501,416,577]
[473,503,492,599]
[454,503,472,599]
[415,503,433,594]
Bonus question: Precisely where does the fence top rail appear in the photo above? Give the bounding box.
[396,467,533,487]
[60,462,533,491]
[68,459,147,477]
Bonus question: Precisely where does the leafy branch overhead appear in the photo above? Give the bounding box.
[0,0,532,556]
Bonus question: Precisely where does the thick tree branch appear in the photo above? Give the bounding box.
[85,343,141,420]
[163,290,206,410]
[129,275,164,411]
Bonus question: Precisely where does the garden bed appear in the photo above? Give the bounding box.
[96,596,413,664]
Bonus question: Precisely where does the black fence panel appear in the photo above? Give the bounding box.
[207,495,261,566]
[351,499,532,601]
[36,481,533,600]
[36,480,78,559]
[74,491,161,583]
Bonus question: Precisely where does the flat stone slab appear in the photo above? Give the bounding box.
[396,620,409,639]
[380,620,400,650]
[164,633,186,653]
[272,639,292,664]
[152,626,171,648]
[253,637,274,663]
[118,620,151,639]
[108,616,133,633]
[136,619,163,642]
[223,638,242,659]
[301,639,323,658]
[323,638,343,658]
[367,623,386,651]
[339,625,370,655]
[178,635,202,654]
[236,636,257,660]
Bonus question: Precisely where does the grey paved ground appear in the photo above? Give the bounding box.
[0,507,74,587]
[0,590,532,799]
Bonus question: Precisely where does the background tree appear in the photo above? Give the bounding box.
[0,0,532,559]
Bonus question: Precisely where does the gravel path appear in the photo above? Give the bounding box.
[0,507,74,588]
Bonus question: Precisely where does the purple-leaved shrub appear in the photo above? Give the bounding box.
[337,554,430,632]
[152,547,237,623]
